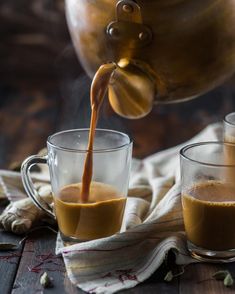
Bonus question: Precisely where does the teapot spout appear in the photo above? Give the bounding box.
[108,59,155,119]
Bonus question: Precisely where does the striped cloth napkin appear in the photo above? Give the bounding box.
[0,123,222,293]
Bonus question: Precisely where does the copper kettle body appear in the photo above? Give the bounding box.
[66,0,235,118]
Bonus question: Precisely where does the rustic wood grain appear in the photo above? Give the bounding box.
[11,227,178,294]
[0,205,24,294]
[179,263,235,294]
[120,266,179,294]
[0,233,23,294]
[0,0,82,84]
[11,228,82,294]
[2,223,235,294]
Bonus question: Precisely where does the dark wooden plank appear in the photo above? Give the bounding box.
[0,204,24,294]
[179,263,235,294]
[120,267,179,294]
[12,226,179,294]
[0,232,23,294]
[12,228,82,294]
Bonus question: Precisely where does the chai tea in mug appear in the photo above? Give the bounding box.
[54,182,126,241]
[180,142,235,261]
[182,180,235,251]
[21,128,132,243]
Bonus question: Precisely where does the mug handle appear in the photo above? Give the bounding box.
[21,155,55,219]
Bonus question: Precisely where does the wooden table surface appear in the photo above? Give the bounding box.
[1,211,235,294]
[1,79,235,293]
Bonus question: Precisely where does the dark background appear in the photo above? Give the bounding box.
[1,0,235,169]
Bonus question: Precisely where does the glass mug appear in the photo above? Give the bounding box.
[21,129,132,243]
[224,112,235,144]
[180,142,235,262]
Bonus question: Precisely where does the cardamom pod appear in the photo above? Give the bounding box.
[40,272,53,288]
[224,273,234,287]
[0,242,18,250]
[164,271,174,282]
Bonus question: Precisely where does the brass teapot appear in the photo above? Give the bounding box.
[65,0,235,118]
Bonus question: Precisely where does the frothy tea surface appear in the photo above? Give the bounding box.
[54,182,126,240]
[182,180,235,250]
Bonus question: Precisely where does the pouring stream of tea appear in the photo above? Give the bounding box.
[80,63,116,203]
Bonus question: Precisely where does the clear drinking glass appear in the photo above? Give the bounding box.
[180,142,235,262]
[224,112,235,144]
[21,129,132,243]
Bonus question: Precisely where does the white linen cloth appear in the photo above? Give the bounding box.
[0,123,222,293]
